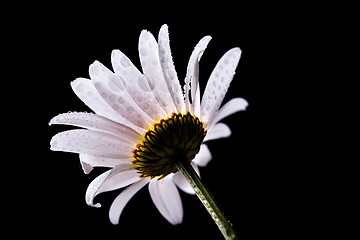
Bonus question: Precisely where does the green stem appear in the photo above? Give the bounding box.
[175,160,237,240]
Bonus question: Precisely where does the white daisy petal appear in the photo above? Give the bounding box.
[79,154,131,169]
[193,85,201,117]
[80,160,93,174]
[86,164,140,207]
[192,144,212,167]
[49,112,142,143]
[111,49,166,122]
[201,48,242,126]
[71,78,146,135]
[204,123,231,142]
[109,178,150,225]
[192,162,200,175]
[173,162,200,195]
[50,129,134,159]
[98,168,141,194]
[89,61,153,129]
[158,24,185,113]
[138,30,177,115]
[173,172,194,195]
[210,98,248,127]
[149,176,183,225]
[184,36,212,113]
[86,169,111,208]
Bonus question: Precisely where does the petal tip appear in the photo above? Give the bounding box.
[140,29,150,37]
[160,24,168,31]
[49,135,58,150]
[237,98,249,110]
[233,47,242,57]
[111,49,120,58]
[110,217,119,225]
[48,113,63,126]
[89,61,102,77]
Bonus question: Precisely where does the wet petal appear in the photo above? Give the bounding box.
[173,162,200,195]
[210,98,248,127]
[86,164,140,207]
[109,179,149,224]
[138,29,177,115]
[201,48,242,126]
[89,61,153,129]
[49,112,142,143]
[149,176,183,225]
[158,24,185,113]
[204,123,231,142]
[71,78,146,135]
[80,160,93,174]
[111,49,166,122]
[50,129,134,159]
[192,144,212,167]
[184,36,212,113]
[79,154,131,172]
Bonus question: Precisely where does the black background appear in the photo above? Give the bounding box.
[7,5,317,240]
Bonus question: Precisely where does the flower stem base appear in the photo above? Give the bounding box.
[175,160,237,240]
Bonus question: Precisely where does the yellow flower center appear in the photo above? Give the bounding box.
[132,112,206,179]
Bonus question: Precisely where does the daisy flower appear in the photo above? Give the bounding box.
[50,24,247,239]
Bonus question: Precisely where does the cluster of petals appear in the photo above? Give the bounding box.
[50,24,248,225]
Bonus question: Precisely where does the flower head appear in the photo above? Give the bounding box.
[50,24,248,225]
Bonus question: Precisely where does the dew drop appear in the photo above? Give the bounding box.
[120,56,131,68]
[94,82,102,90]
[108,75,125,92]
[117,97,125,104]
[169,71,176,80]
[87,91,93,97]
[108,95,115,102]
[51,140,58,148]
[75,83,85,92]
[90,64,101,76]
[140,48,147,57]
[137,76,151,92]
[147,78,156,90]
[112,104,119,111]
